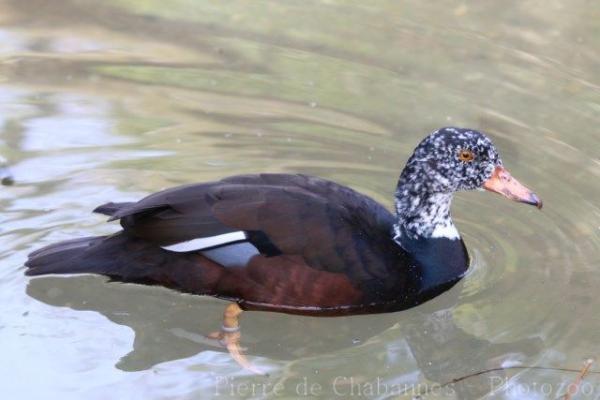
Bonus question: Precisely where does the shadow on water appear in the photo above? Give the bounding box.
[27,275,543,397]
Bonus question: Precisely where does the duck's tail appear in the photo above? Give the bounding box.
[24,231,217,295]
[25,236,110,276]
[25,212,224,296]
[93,202,135,218]
[24,233,173,284]
[25,201,141,278]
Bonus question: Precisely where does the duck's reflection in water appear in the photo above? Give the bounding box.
[26,275,542,398]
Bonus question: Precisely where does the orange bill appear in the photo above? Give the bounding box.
[483,166,542,209]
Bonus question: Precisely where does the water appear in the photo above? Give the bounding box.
[1,1,599,399]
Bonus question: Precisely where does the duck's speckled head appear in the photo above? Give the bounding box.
[401,127,501,193]
[394,127,541,241]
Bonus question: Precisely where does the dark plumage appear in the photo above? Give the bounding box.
[25,127,541,316]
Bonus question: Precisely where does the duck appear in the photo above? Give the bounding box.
[25,127,541,371]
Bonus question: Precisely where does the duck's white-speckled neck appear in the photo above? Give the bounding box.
[393,190,459,241]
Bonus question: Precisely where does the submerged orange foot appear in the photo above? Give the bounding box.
[206,303,266,376]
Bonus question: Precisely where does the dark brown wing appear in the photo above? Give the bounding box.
[101,174,403,291]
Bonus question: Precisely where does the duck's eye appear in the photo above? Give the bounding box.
[457,149,475,162]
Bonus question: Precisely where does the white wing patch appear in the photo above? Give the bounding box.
[430,223,460,240]
[202,242,259,268]
[161,231,260,268]
[161,231,247,253]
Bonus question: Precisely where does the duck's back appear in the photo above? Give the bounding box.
[26,174,427,315]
